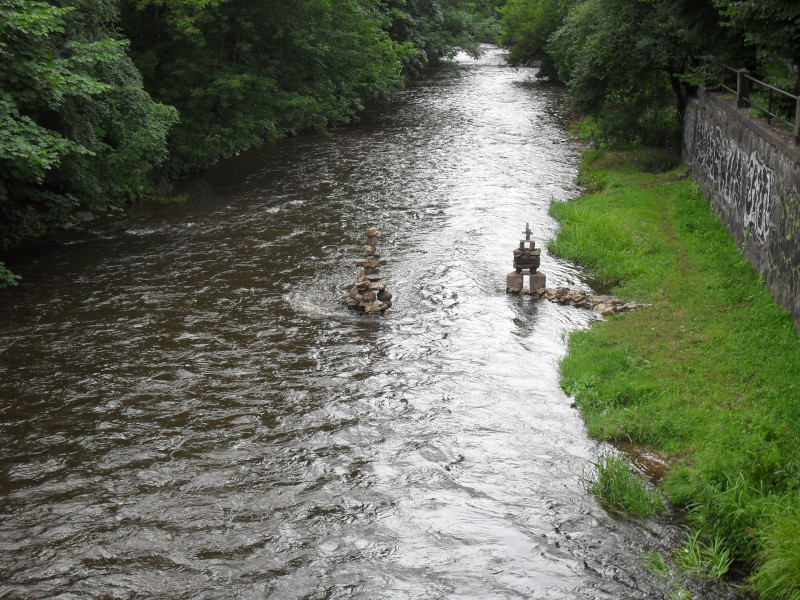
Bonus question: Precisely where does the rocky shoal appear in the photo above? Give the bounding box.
[528,287,651,315]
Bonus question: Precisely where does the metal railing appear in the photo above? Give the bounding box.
[717,62,800,145]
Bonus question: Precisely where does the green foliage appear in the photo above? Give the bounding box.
[499,0,751,146]
[641,550,672,577]
[385,0,499,72]
[0,261,20,287]
[582,452,664,516]
[0,1,90,191]
[548,153,675,296]
[548,0,719,145]
[715,0,800,67]
[1,0,493,248]
[752,492,800,600]
[552,150,800,599]
[0,0,177,247]
[677,529,733,579]
[498,0,571,76]
[120,0,493,174]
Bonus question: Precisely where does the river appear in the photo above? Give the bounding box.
[1,47,689,599]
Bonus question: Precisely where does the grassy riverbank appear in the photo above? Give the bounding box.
[549,150,800,598]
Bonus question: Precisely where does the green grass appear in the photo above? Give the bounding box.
[752,493,800,600]
[677,529,733,579]
[551,150,800,598]
[583,452,664,516]
[640,551,693,600]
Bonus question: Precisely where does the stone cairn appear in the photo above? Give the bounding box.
[506,223,546,293]
[505,223,650,315]
[344,228,393,316]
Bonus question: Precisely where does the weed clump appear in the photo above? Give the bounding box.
[583,452,664,517]
[677,529,733,579]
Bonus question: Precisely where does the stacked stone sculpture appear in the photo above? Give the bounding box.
[506,223,546,294]
[503,224,650,315]
[344,228,393,316]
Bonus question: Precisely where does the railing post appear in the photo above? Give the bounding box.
[793,96,800,145]
[767,88,773,123]
[737,68,750,108]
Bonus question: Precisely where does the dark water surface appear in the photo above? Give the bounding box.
[2,48,683,599]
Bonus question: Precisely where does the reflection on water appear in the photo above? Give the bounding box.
[1,47,695,599]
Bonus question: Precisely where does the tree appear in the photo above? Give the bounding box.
[715,0,800,68]
[0,0,177,249]
[498,0,573,76]
[384,0,499,73]
[121,0,415,173]
[500,0,747,147]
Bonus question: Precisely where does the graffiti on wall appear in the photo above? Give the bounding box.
[685,95,800,330]
[691,117,774,244]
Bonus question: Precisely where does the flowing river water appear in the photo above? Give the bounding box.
[1,47,702,599]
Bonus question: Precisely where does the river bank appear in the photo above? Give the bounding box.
[549,149,800,598]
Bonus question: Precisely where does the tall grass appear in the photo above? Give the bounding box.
[583,452,664,516]
[752,493,800,600]
[677,529,733,579]
[551,150,800,598]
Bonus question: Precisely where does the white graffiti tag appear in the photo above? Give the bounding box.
[693,120,774,244]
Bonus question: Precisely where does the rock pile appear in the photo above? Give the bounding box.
[503,223,648,316]
[531,287,650,315]
[344,228,392,316]
[506,223,546,293]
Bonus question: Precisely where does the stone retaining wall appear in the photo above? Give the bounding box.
[683,90,800,332]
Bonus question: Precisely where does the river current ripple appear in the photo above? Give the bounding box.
[2,47,680,599]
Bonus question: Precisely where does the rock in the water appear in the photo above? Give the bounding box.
[530,272,546,290]
[506,272,523,294]
[377,289,392,302]
[369,280,388,291]
[76,211,94,222]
